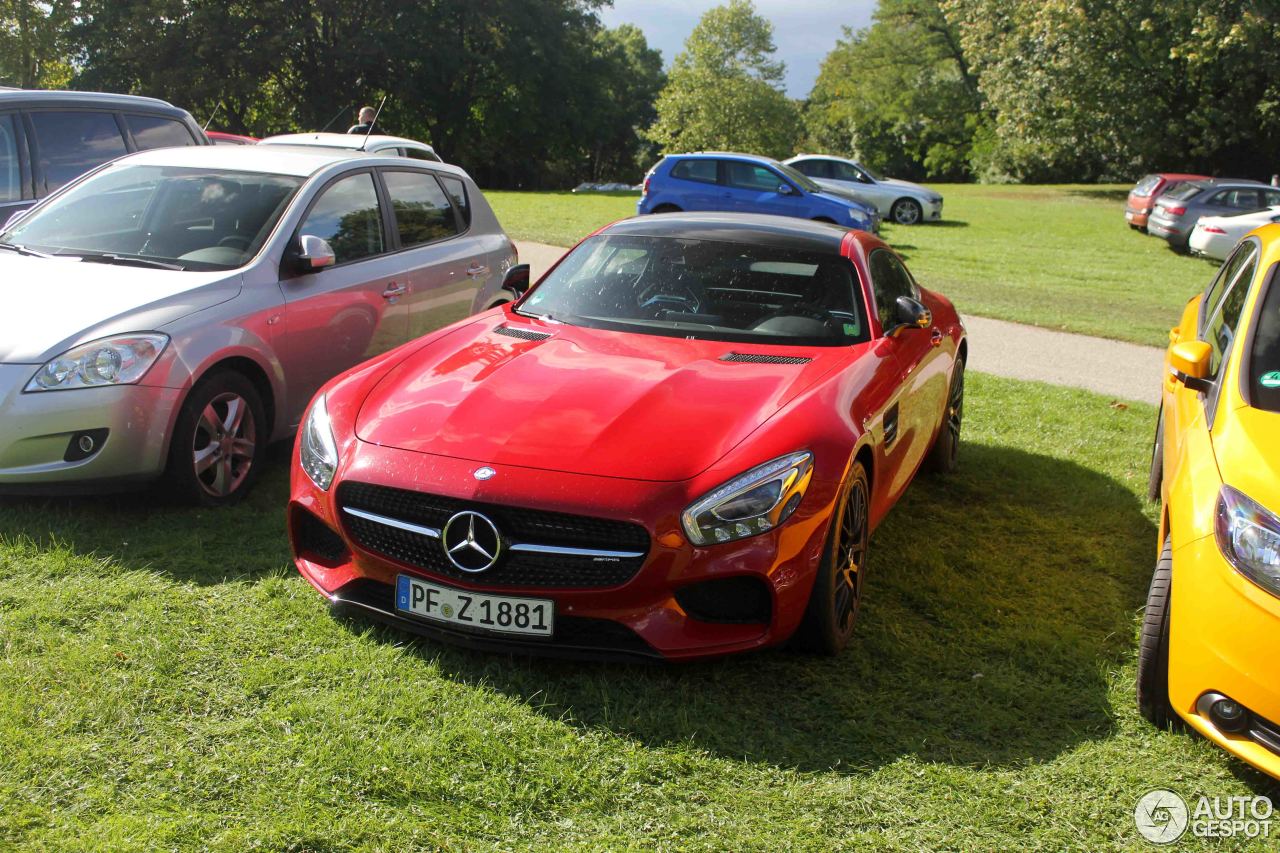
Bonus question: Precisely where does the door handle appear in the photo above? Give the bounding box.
[930,328,944,347]
[466,264,489,278]
[381,282,407,299]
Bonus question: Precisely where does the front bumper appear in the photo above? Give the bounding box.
[924,200,943,222]
[1125,205,1150,228]
[0,364,181,492]
[1168,534,1280,780]
[289,439,839,661]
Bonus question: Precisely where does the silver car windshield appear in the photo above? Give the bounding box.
[517,235,869,347]
[2,165,303,271]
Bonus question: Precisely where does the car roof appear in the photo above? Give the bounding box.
[1151,173,1213,181]
[108,143,467,178]
[260,132,436,152]
[668,151,782,165]
[0,88,190,118]
[599,212,853,254]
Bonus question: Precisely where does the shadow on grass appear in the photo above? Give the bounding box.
[1066,187,1130,203]
[0,443,296,585]
[349,442,1164,773]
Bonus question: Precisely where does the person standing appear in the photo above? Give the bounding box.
[347,106,380,135]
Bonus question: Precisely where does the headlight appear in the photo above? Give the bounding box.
[25,333,168,392]
[300,394,339,490]
[682,451,813,545]
[1215,485,1280,598]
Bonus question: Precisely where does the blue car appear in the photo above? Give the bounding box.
[638,152,880,233]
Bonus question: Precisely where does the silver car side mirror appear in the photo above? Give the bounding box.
[297,234,336,272]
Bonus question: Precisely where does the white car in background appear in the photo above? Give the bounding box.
[260,132,443,163]
[784,154,944,225]
[1189,206,1280,260]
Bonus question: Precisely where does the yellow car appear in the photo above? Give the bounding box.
[1142,223,1280,779]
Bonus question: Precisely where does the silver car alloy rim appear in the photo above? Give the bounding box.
[192,391,256,497]
[893,200,920,225]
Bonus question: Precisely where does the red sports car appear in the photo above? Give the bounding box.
[288,213,967,660]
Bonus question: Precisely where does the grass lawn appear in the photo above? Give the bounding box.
[2,374,1275,850]
[486,186,1220,348]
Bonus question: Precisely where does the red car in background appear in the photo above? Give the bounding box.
[288,213,967,661]
[206,130,259,145]
[1126,172,1211,230]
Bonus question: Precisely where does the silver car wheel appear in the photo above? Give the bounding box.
[891,198,922,225]
[192,391,257,498]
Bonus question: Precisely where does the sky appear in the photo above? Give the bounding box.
[599,0,879,98]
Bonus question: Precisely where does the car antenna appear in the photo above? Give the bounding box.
[317,103,353,133]
[358,95,388,152]
[202,102,223,133]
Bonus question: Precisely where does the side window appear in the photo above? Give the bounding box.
[298,172,385,264]
[1226,188,1263,210]
[0,115,19,202]
[439,175,470,227]
[125,114,196,150]
[794,159,830,179]
[725,161,783,191]
[1202,244,1256,335]
[834,162,870,183]
[868,249,916,332]
[1248,271,1280,412]
[669,159,717,184]
[1203,244,1258,377]
[382,170,458,248]
[29,110,128,194]
[406,147,441,162]
[1266,190,1280,207]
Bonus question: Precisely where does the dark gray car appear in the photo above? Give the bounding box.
[1148,180,1280,249]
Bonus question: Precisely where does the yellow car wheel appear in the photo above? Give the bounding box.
[1137,535,1177,728]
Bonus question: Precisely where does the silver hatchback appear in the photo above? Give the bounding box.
[0,145,517,503]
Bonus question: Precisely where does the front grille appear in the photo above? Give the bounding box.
[1250,712,1280,757]
[337,481,650,588]
[720,353,811,365]
[494,325,552,341]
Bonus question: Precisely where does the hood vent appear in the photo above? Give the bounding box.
[720,353,812,365]
[494,325,552,342]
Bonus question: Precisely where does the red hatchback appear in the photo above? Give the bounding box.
[1126,172,1211,230]
[288,213,967,661]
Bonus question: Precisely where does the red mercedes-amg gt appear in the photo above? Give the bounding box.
[288,213,966,661]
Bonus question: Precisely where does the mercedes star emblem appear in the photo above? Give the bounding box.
[473,466,496,481]
[441,510,503,573]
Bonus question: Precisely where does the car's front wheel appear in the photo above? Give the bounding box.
[164,370,267,506]
[1137,535,1178,728]
[793,462,870,655]
[891,197,923,225]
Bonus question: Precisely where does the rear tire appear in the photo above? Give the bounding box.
[925,358,964,473]
[163,370,267,507]
[1147,406,1164,503]
[793,463,870,656]
[1137,536,1178,729]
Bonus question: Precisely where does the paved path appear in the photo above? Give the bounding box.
[513,240,1164,405]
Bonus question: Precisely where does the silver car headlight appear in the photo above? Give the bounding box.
[1215,485,1280,598]
[682,451,813,545]
[300,394,339,490]
[25,333,168,392]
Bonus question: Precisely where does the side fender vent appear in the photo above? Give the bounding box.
[720,353,812,365]
[495,325,552,342]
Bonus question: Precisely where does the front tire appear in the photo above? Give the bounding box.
[164,370,267,506]
[1137,536,1177,728]
[793,463,870,655]
[891,198,922,225]
[925,358,964,473]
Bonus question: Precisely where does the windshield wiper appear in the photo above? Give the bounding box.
[74,252,185,271]
[0,241,53,259]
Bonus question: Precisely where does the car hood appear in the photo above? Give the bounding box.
[355,316,852,481]
[812,185,874,213]
[877,177,936,198]
[0,254,239,363]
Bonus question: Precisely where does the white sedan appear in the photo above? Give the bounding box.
[1189,205,1280,260]
[260,132,443,163]
[784,155,944,225]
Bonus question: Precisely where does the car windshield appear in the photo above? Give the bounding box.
[857,162,885,181]
[1133,175,1162,195]
[774,162,822,193]
[1,164,303,271]
[517,234,868,347]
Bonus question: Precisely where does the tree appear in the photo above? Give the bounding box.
[647,0,801,159]
[0,0,74,88]
[806,0,986,181]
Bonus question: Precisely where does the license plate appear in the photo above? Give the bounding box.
[395,575,554,637]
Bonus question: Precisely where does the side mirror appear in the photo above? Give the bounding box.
[1169,340,1213,393]
[887,295,931,335]
[777,183,795,196]
[3,208,28,231]
[502,263,531,299]
[296,235,336,272]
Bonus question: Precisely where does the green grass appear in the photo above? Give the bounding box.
[2,374,1275,850]
[487,185,1219,348]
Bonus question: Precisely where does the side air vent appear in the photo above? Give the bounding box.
[495,325,552,342]
[720,353,812,365]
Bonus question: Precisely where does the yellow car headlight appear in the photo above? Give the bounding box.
[1215,485,1280,598]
